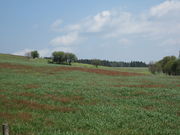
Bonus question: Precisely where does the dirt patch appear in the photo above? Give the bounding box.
[45,94,84,104]
[112,79,153,84]
[16,92,84,105]
[13,99,77,113]
[176,85,180,87]
[0,112,32,121]
[80,100,98,106]
[0,63,33,69]
[0,94,6,98]
[142,105,155,111]
[0,112,14,120]
[44,119,54,126]
[116,95,133,99]
[18,92,37,97]
[24,84,40,89]
[0,89,7,92]
[53,66,144,76]
[114,84,165,88]
[177,111,180,116]
[17,112,32,121]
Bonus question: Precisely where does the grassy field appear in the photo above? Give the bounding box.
[0,54,180,135]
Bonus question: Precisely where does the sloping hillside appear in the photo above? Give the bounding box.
[0,54,180,135]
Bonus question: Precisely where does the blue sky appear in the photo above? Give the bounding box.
[0,0,179,63]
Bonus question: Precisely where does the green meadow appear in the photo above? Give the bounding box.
[0,54,180,135]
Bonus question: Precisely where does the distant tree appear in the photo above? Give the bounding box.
[92,59,101,68]
[77,59,147,67]
[52,51,65,63]
[66,53,77,65]
[159,56,176,73]
[171,59,180,75]
[31,50,39,59]
[163,59,176,75]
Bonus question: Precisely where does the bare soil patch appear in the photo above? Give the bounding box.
[18,92,37,97]
[114,84,165,88]
[177,111,180,116]
[0,112,32,121]
[24,84,40,89]
[142,105,155,111]
[53,67,144,76]
[0,89,7,92]
[13,99,77,113]
[45,94,84,104]
[0,94,6,98]
[44,119,55,126]
[17,112,32,121]
[0,63,33,69]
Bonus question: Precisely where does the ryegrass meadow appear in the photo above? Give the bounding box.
[0,54,180,135]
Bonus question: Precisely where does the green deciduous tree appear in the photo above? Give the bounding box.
[52,51,77,65]
[159,56,176,74]
[52,51,65,64]
[31,50,39,59]
[66,53,77,65]
[172,59,180,75]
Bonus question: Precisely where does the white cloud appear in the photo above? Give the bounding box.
[50,32,80,46]
[51,19,63,32]
[86,10,111,32]
[150,0,180,17]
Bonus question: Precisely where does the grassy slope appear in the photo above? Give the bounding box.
[0,54,180,135]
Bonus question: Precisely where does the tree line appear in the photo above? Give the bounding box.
[25,50,147,67]
[77,59,147,67]
[149,56,180,75]
[24,50,180,75]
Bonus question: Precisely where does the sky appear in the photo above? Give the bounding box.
[0,0,180,63]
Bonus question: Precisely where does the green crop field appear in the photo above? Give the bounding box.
[0,54,180,135]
